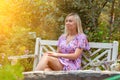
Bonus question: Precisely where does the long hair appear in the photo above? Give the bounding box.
[64,13,83,34]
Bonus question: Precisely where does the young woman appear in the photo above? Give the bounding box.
[35,13,90,71]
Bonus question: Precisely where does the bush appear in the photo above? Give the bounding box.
[0,64,24,80]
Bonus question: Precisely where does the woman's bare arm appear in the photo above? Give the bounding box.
[48,47,83,60]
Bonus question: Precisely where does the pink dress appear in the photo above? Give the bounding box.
[57,33,90,71]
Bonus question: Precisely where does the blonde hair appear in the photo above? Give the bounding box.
[64,13,83,34]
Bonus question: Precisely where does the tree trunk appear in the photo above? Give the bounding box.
[109,0,115,41]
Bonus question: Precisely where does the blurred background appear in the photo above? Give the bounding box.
[0,0,119,79]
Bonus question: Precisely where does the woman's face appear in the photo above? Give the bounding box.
[65,16,77,32]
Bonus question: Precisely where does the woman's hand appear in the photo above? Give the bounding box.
[47,51,58,57]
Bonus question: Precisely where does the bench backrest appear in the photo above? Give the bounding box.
[33,38,119,71]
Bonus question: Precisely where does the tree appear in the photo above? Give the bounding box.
[55,0,120,42]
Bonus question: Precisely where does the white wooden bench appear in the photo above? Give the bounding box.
[32,38,119,71]
[8,38,119,71]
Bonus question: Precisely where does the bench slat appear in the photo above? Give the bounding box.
[89,42,113,48]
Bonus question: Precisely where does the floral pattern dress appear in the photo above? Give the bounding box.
[57,33,90,71]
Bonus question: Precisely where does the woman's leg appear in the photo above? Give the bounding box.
[35,54,49,71]
[47,55,63,71]
[44,67,52,71]
[35,53,63,71]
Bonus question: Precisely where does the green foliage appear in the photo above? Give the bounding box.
[0,26,33,55]
[19,58,34,71]
[0,26,35,69]
[0,64,24,80]
[0,0,61,71]
[33,0,62,39]
[55,0,112,31]
[104,75,120,80]
[0,0,61,40]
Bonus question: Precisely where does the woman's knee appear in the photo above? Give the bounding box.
[42,53,59,64]
[42,53,51,61]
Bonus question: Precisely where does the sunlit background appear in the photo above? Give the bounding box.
[0,0,120,79]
